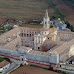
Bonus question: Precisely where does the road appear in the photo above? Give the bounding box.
[2,63,20,74]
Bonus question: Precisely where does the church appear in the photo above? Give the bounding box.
[0,10,74,66]
[19,10,57,51]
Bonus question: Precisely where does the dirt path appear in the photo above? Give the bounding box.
[10,65,61,74]
[53,0,74,25]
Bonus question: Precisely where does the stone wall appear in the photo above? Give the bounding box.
[0,48,59,64]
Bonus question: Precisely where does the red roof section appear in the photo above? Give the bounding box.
[0,60,10,67]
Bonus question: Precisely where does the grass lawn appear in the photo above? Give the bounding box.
[0,57,9,62]
[0,57,6,62]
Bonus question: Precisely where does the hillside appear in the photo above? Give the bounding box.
[63,0,74,6]
[0,0,74,26]
[10,65,60,74]
[53,0,74,25]
[0,0,54,20]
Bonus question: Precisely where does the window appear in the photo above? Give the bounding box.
[45,32,46,34]
[30,34,31,37]
[27,34,28,37]
[38,47,40,50]
[22,58,23,61]
[45,21,46,24]
[21,33,23,36]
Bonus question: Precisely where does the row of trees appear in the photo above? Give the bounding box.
[63,0,74,6]
[48,0,74,32]
[65,21,74,32]
[50,16,74,32]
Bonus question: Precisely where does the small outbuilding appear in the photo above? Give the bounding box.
[72,60,74,64]
[0,60,10,72]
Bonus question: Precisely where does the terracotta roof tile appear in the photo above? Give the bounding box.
[0,60,10,67]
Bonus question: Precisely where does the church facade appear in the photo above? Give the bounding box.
[19,10,57,51]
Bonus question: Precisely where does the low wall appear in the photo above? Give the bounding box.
[61,65,74,71]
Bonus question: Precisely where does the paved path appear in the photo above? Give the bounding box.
[2,63,20,74]
[58,68,74,74]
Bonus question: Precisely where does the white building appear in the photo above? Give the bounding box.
[0,60,10,72]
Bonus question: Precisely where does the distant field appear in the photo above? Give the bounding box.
[0,0,54,20]
[10,65,60,74]
[63,0,74,6]
[53,0,74,25]
[0,0,74,26]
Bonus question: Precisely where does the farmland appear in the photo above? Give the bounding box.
[0,0,54,20]
[10,65,60,74]
[0,0,74,26]
[63,0,74,6]
[53,0,74,26]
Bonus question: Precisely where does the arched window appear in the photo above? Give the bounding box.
[30,34,31,37]
[22,58,23,61]
[35,32,36,34]
[38,47,40,50]
[45,32,46,34]
[27,34,28,37]
[22,33,23,36]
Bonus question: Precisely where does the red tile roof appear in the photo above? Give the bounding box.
[0,60,10,67]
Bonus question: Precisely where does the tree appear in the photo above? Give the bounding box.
[40,45,48,52]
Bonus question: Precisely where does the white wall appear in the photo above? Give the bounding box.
[0,63,10,72]
[0,48,59,64]
[69,44,74,57]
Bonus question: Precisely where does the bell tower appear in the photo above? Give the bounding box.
[43,10,50,29]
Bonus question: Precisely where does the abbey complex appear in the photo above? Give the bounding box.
[0,10,74,69]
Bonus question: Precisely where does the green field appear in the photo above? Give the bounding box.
[0,57,10,62]
[0,57,6,62]
[0,0,55,20]
[48,0,65,20]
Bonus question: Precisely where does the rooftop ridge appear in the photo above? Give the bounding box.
[52,39,74,54]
